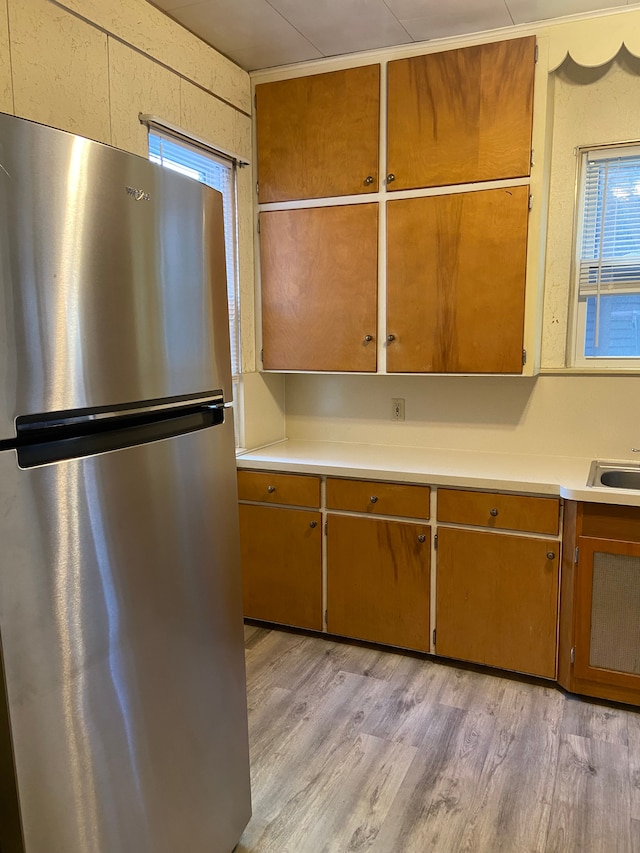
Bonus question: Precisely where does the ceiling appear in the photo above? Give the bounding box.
[149,0,638,71]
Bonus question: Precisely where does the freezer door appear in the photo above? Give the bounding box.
[0,417,251,853]
[0,113,232,441]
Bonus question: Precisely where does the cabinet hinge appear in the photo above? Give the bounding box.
[432,628,436,646]
[256,181,259,196]
[260,348,264,363]
[254,92,257,108]
[522,349,527,366]
[528,194,533,211]
[257,218,260,234]
[324,520,328,535]
[570,646,575,665]
[325,609,328,626]
[574,546,579,564]
[434,534,438,550]
[534,43,539,63]
[530,148,535,168]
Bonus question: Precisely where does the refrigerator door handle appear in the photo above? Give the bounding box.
[16,391,226,434]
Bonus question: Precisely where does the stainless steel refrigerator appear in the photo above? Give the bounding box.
[0,113,251,853]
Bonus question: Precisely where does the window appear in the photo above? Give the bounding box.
[572,144,640,367]
[146,129,241,381]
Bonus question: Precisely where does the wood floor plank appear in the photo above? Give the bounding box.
[628,713,640,820]
[545,734,632,853]
[245,733,416,853]
[456,682,563,852]
[560,693,630,745]
[361,656,451,747]
[370,704,493,852]
[632,818,640,853]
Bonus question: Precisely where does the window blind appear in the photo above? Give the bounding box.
[146,129,241,379]
[578,147,640,298]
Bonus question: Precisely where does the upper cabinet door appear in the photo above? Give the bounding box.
[387,36,536,191]
[260,204,378,371]
[255,65,380,203]
[386,186,529,374]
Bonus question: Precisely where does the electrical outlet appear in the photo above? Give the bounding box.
[391,398,405,421]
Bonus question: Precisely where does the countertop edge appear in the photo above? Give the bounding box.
[236,440,640,507]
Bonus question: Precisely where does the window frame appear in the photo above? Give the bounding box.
[140,117,246,445]
[570,140,640,370]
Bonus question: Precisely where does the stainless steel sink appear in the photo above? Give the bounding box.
[588,460,640,490]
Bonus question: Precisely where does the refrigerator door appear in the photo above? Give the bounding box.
[0,113,232,441]
[0,416,251,853]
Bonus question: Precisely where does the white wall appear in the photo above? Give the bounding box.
[284,372,640,461]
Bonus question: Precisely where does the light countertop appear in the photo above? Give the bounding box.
[237,439,640,507]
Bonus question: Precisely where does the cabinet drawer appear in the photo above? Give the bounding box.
[237,470,320,508]
[326,478,430,519]
[437,488,559,535]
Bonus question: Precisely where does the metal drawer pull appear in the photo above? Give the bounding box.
[364,175,374,185]
[418,534,426,543]
[546,551,555,560]
[370,496,378,504]
[267,485,276,493]
[489,508,498,517]
[309,521,318,529]
[364,334,373,342]
[387,173,396,183]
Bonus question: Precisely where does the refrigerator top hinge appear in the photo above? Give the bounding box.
[575,546,579,564]
[522,349,527,366]
[570,646,575,665]
[434,533,438,550]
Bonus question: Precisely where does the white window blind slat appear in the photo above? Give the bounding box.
[578,150,640,297]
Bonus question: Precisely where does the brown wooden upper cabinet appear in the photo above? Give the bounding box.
[387,36,536,191]
[386,185,529,373]
[255,65,380,203]
[260,204,378,371]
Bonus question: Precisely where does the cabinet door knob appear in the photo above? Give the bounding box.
[364,175,374,185]
[387,173,396,183]
[489,508,498,517]
[370,495,378,504]
[546,551,555,560]
[387,334,395,342]
[364,334,373,342]
[309,520,318,528]
[418,534,426,543]
[267,485,276,493]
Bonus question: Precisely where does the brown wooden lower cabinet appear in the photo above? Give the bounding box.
[326,514,430,652]
[436,527,559,678]
[559,501,640,706]
[239,503,322,630]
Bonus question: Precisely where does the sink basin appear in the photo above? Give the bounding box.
[588,460,640,490]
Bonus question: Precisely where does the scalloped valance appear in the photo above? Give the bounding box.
[548,10,640,71]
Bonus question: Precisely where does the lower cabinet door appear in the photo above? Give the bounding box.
[327,514,430,652]
[239,503,322,630]
[574,536,640,693]
[436,527,559,678]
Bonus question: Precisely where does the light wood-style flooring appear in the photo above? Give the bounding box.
[237,624,640,853]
